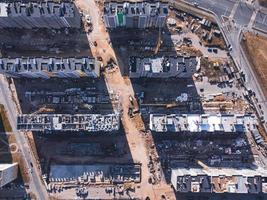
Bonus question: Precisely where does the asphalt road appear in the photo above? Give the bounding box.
[233,2,254,26]
[184,0,267,32]
[254,11,267,31]
[0,76,48,200]
[185,0,236,17]
[180,0,267,128]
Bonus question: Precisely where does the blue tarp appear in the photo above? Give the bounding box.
[234,124,245,132]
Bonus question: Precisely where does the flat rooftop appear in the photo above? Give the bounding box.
[0,163,18,171]
[149,114,257,133]
[129,56,200,78]
[104,1,168,16]
[173,167,267,177]
[17,114,120,132]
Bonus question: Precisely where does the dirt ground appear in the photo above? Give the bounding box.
[242,32,267,98]
[202,35,226,49]
[14,78,115,115]
[0,104,12,132]
[73,0,176,199]
[26,132,40,168]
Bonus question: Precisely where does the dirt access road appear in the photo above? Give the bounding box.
[75,0,176,199]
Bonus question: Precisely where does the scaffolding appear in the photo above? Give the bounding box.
[0,57,100,78]
[17,114,120,133]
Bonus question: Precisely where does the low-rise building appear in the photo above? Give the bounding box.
[171,167,267,194]
[17,114,120,133]
[0,57,100,78]
[0,163,18,187]
[129,56,200,78]
[0,2,81,29]
[104,1,168,29]
[149,114,257,133]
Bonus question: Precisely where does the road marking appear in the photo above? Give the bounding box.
[248,9,258,28]
[223,8,229,17]
[229,0,240,19]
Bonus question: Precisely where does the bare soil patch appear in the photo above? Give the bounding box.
[0,104,12,132]
[242,32,267,97]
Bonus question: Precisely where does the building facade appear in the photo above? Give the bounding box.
[0,57,100,78]
[171,167,267,194]
[149,114,257,133]
[0,2,81,29]
[104,1,168,29]
[0,163,18,187]
[129,56,200,78]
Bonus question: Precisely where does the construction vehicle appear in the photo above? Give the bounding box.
[32,106,55,114]
[124,182,134,191]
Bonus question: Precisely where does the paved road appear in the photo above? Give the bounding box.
[254,11,267,31]
[233,2,254,25]
[185,0,236,17]
[180,0,267,130]
[184,0,267,32]
[0,76,48,200]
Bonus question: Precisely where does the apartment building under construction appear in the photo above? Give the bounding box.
[171,167,267,194]
[0,57,100,78]
[149,114,258,134]
[103,1,168,29]
[0,1,81,29]
[129,56,200,78]
[17,114,120,133]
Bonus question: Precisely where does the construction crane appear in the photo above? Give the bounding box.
[166,103,178,108]
[31,106,55,115]
[154,26,162,54]
[195,159,209,171]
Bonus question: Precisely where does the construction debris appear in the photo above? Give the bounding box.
[17,114,120,132]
